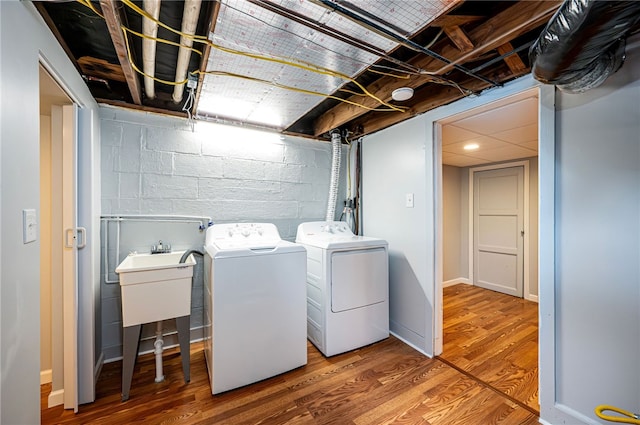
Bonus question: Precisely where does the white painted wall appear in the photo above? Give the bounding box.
[99,106,346,360]
[540,35,640,425]
[362,77,543,354]
[442,165,464,282]
[0,2,100,423]
[362,116,432,354]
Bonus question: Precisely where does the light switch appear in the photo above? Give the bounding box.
[405,193,414,208]
[23,209,37,244]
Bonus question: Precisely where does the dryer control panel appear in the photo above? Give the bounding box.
[298,221,353,237]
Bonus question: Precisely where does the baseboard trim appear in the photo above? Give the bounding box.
[94,352,104,383]
[48,389,64,408]
[442,278,471,288]
[40,369,52,385]
[390,331,432,358]
[525,294,539,303]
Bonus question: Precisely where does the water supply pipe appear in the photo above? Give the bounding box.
[154,321,165,382]
[326,130,342,221]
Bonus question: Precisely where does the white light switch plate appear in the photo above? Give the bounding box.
[23,209,37,243]
[405,193,414,208]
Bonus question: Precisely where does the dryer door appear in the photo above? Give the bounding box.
[331,247,388,313]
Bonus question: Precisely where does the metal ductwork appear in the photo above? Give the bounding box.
[530,0,640,93]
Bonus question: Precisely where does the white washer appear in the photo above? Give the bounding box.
[203,223,307,394]
[296,221,389,357]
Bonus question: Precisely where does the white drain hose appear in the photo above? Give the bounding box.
[326,130,342,221]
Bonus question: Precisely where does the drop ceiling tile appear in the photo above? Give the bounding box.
[442,152,490,167]
[492,123,538,144]
[474,145,538,162]
[442,136,509,154]
[450,97,538,134]
[441,125,483,145]
[517,140,539,151]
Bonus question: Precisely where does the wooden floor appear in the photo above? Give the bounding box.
[42,284,539,425]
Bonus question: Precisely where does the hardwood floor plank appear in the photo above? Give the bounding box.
[42,284,540,424]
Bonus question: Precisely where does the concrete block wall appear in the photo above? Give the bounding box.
[100,105,347,360]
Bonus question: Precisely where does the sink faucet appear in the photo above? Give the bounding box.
[151,240,171,254]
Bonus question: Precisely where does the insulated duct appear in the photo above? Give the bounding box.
[326,130,342,222]
[530,0,640,93]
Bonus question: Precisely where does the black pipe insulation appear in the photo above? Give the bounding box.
[530,0,640,93]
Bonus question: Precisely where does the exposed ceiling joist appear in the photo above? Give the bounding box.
[99,0,143,105]
[192,0,221,115]
[443,26,474,53]
[313,0,561,137]
[497,42,528,75]
[351,63,523,136]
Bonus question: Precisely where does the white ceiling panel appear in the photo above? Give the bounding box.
[474,145,538,162]
[441,125,482,145]
[442,136,508,155]
[450,97,538,135]
[441,90,539,167]
[492,123,538,144]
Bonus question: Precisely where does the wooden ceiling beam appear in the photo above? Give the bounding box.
[443,26,474,52]
[313,0,560,137]
[100,0,142,105]
[497,42,528,75]
[349,63,527,138]
[193,0,221,116]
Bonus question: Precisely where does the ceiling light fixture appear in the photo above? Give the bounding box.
[391,87,414,101]
[464,143,480,150]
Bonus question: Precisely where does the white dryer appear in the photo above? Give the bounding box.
[204,223,307,394]
[296,221,389,357]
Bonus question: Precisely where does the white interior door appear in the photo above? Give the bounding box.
[473,166,524,297]
[62,104,79,412]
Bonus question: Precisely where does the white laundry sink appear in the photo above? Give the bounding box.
[116,251,196,327]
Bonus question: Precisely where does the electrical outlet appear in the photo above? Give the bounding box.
[405,193,414,208]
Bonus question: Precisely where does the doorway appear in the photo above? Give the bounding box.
[39,64,83,412]
[436,88,540,411]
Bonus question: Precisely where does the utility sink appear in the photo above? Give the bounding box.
[116,251,196,327]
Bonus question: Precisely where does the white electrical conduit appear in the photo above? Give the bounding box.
[326,130,342,221]
[154,321,165,382]
[173,0,202,103]
[142,0,161,99]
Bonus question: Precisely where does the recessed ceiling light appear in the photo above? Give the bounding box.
[391,87,414,101]
[464,143,479,150]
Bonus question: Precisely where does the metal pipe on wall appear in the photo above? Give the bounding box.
[100,215,212,284]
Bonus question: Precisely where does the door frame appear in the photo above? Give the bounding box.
[468,160,530,300]
[39,55,96,411]
[433,82,545,357]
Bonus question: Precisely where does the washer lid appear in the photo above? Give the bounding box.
[296,221,387,249]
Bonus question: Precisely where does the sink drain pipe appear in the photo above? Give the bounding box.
[154,321,165,382]
[326,130,342,222]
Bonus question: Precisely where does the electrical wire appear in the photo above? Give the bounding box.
[230,0,423,77]
[117,0,407,112]
[76,0,468,113]
[199,70,407,112]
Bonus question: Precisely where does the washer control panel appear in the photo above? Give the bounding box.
[207,223,282,249]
